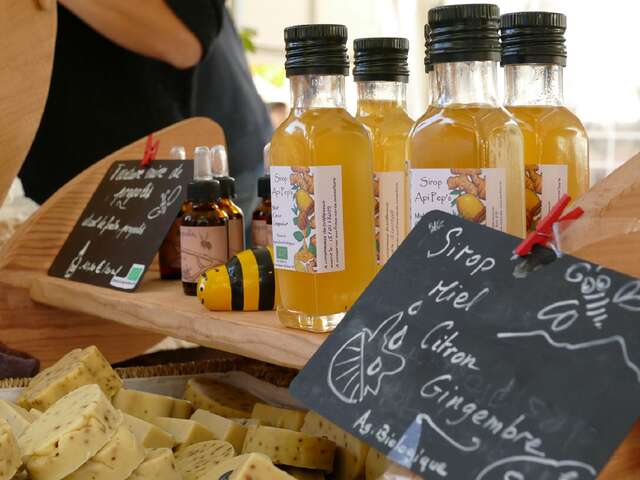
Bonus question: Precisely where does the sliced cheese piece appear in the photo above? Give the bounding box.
[152,417,214,450]
[284,467,326,480]
[128,448,181,480]
[123,413,175,449]
[183,378,259,418]
[232,418,262,427]
[229,453,296,480]
[174,440,235,480]
[65,423,145,480]
[0,418,21,480]
[365,449,389,480]
[242,426,336,472]
[0,400,32,437]
[251,403,306,431]
[194,453,271,480]
[29,409,42,420]
[17,346,122,410]
[113,389,192,422]
[191,409,247,452]
[301,411,368,480]
[19,384,121,480]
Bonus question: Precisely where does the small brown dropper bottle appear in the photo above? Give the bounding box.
[159,146,186,280]
[252,143,272,247]
[180,146,229,296]
[211,145,245,257]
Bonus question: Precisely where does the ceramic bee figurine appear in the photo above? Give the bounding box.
[197,246,276,311]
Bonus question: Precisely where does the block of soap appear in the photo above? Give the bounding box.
[284,467,326,480]
[123,413,175,449]
[229,453,296,480]
[19,384,121,480]
[0,399,32,437]
[175,440,235,480]
[17,346,122,410]
[232,418,262,427]
[128,449,181,480]
[251,403,306,431]
[242,425,336,472]
[191,409,247,452]
[0,418,21,480]
[301,411,368,480]
[113,389,192,422]
[65,423,145,480]
[183,378,260,418]
[152,417,215,449]
[365,449,389,480]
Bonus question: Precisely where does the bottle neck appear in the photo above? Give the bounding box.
[432,61,500,107]
[356,81,407,114]
[504,64,564,106]
[290,74,346,112]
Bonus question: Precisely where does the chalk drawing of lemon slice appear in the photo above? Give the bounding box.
[327,331,365,404]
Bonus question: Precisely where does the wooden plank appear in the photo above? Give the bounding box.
[29,273,325,370]
[0,0,56,204]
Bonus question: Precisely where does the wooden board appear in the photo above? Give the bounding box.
[29,274,325,369]
[0,0,57,205]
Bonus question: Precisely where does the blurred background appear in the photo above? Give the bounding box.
[237,0,640,186]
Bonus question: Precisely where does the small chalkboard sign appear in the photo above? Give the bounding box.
[290,211,640,480]
[49,160,191,291]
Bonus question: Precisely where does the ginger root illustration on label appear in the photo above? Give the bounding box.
[290,167,317,273]
[524,165,543,230]
[447,169,487,223]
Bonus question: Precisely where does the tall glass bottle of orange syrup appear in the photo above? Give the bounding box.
[353,37,413,268]
[501,12,589,231]
[270,24,377,332]
[408,4,525,237]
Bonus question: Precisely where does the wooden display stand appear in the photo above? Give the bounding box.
[0,2,639,477]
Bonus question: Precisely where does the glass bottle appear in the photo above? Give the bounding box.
[270,24,377,332]
[180,147,228,296]
[354,37,413,268]
[408,4,526,237]
[252,144,272,248]
[159,146,186,280]
[218,176,245,257]
[501,12,589,231]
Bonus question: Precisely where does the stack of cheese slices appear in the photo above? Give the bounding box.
[0,346,414,480]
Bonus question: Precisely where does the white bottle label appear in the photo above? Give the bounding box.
[271,166,345,273]
[525,164,568,231]
[180,225,228,283]
[374,171,406,265]
[410,168,507,231]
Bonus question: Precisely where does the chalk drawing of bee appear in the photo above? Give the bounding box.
[328,310,408,404]
[474,455,595,480]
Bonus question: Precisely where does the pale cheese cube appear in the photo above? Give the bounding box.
[191,409,247,452]
[192,453,270,480]
[65,423,145,480]
[242,426,336,472]
[301,411,368,480]
[17,346,122,410]
[365,449,389,480]
[19,384,121,480]
[174,440,235,480]
[152,417,214,450]
[128,448,181,480]
[232,418,262,427]
[251,403,306,431]
[29,409,42,420]
[0,418,21,480]
[229,454,296,480]
[123,413,175,449]
[0,400,32,437]
[113,389,192,422]
[183,378,259,418]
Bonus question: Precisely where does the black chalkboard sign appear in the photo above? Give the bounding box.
[49,160,191,291]
[290,211,640,479]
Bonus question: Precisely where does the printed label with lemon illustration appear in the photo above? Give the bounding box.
[525,164,567,231]
[410,168,506,232]
[271,165,345,273]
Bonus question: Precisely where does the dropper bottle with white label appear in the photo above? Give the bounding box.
[211,145,245,258]
[180,146,228,296]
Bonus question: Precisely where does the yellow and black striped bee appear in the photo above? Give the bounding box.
[197,246,276,311]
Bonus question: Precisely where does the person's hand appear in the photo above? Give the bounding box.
[36,0,54,11]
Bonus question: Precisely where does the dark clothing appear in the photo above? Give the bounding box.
[21,1,271,209]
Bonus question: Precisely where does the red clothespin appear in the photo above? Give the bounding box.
[515,194,584,256]
[140,134,160,168]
